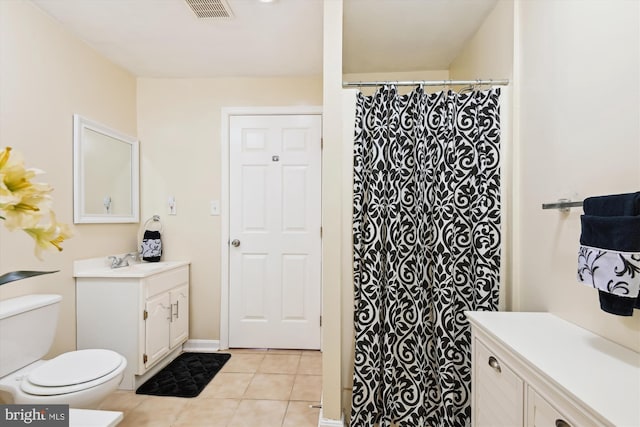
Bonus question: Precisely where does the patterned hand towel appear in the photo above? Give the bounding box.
[141,230,162,262]
[578,192,640,316]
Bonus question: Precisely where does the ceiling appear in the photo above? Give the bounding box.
[31,0,498,78]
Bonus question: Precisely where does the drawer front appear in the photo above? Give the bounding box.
[475,338,524,427]
[527,387,600,427]
[146,266,189,298]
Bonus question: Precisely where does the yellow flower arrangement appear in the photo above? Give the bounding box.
[0,146,72,285]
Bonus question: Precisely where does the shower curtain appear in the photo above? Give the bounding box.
[351,85,501,427]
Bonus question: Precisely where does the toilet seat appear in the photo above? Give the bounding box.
[20,349,125,396]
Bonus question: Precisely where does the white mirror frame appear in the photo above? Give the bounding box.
[73,114,140,224]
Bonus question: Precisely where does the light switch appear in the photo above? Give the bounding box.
[210,200,220,216]
[168,196,177,215]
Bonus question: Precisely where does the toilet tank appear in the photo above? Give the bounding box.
[0,294,62,377]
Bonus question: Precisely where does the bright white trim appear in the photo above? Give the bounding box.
[182,339,220,353]
[220,106,323,351]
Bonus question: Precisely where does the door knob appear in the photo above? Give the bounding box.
[231,239,241,247]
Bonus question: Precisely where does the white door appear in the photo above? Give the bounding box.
[229,114,322,349]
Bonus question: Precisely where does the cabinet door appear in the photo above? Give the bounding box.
[474,339,524,427]
[145,292,171,368]
[169,283,189,348]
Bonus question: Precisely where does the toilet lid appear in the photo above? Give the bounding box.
[27,349,122,387]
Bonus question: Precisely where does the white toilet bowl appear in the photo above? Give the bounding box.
[0,349,127,409]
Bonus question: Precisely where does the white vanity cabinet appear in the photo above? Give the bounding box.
[466,312,640,427]
[75,261,190,390]
[141,268,189,369]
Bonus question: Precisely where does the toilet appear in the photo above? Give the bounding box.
[0,294,127,409]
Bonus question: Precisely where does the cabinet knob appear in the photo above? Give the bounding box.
[555,420,571,427]
[231,239,241,247]
[488,356,502,373]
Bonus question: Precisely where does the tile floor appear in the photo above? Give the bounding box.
[98,349,322,427]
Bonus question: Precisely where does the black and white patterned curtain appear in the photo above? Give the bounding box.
[351,85,501,427]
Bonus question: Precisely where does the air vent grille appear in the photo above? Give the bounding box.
[184,0,233,19]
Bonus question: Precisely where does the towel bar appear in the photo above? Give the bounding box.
[541,199,583,212]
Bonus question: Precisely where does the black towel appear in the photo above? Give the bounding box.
[579,216,640,251]
[141,230,162,262]
[583,192,640,216]
[579,191,640,316]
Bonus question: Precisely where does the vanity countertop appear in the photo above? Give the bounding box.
[466,311,640,427]
[73,257,189,278]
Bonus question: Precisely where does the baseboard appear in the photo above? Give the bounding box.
[182,339,221,353]
[317,408,345,427]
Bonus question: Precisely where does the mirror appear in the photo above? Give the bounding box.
[73,114,139,223]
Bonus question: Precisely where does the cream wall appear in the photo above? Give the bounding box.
[136,77,322,342]
[515,0,640,351]
[322,0,345,421]
[0,1,138,357]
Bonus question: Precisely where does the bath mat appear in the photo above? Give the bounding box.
[135,352,231,398]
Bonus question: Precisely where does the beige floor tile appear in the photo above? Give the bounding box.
[97,390,148,414]
[258,354,301,374]
[283,401,322,427]
[243,373,295,400]
[297,354,322,375]
[201,372,254,399]
[100,348,323,427]
[117,396,188,427]
[228,399,288,427]
[118,416,172,427]
[221,353,265,373]
[290,375,322,402]
[172,398,240,427]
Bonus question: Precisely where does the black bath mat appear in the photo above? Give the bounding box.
[136,352,231,398]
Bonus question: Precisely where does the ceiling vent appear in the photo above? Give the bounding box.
[184,0,233,19]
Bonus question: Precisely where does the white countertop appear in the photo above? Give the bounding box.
[466,311,640,427]
[73,257,190,278]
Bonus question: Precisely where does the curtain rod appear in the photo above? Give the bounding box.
[342,79,509,88]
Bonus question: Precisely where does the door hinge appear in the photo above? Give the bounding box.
[143,353,148,364]
[321,138,323,149]
[143,310,148,320]
[320,315,322,327]
[320,226,323,238]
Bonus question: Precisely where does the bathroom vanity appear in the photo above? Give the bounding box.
[74,258,190,390]
[466,311,640,427]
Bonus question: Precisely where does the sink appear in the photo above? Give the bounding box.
[73,258,189,278]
